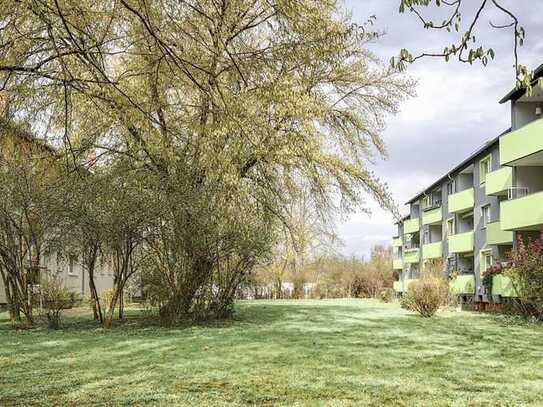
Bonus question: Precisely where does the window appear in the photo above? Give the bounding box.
[68,255,78,276]
[479,155,492,185]
[447,181,455,196]
[422,195,431,209]
[424,230,430,244]
[447,217,455,236]
[481,250,493,275]
[481,205,490,228]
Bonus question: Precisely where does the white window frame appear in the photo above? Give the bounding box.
[480,155,492,185]
[481,205,491,228]
[481,249,493,275]
[447,217,455,236]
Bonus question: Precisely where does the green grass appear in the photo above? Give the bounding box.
[2,299,543,406]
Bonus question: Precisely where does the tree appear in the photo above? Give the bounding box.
[1,0,413,321]
[393,1,531,90]
[0,119,64,324]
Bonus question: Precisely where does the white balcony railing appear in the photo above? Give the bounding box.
[507,186,529,200]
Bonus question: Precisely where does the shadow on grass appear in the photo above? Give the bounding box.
[2,299,543,405]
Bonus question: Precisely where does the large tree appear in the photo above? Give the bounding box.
[1,0,414,320]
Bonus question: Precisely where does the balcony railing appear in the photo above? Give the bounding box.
[501,190,543,231]
[422,241,443,260]
[486,221,513,245]
[507,186,529,200]
[422,206,442,225]
[500,118,543,166]
[448,231,474,253]
[485,167,512,196]
[422,200,442,211]
[449,274,476,295]
[448,188,474,213]
[491,275,517,297]
[403,218,420,234]
[403,249,420,264]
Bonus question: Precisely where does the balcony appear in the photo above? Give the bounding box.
[500,118,543,166]
[449,274,476,295]
[403,248,420,264]
[501,190,543,231]
[448,188,474,213]
[486,221,513,245]
[403,218,420,234]
[485,167,513,196]
[392,237,402,247]
[491,275,517,297]
[448,231,474,253]
[393,258,403,270]
[422,241,443,260]
[422,207,442,225]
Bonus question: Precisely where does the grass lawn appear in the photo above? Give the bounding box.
[2,299,543,406]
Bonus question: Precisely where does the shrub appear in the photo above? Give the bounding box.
[504,233,543,320]
[39,275,75,329]
[379,288,395,303]
[404,277,448,317]
[482,263,503,295]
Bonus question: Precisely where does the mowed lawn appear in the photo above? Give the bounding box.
[2,299,543,406]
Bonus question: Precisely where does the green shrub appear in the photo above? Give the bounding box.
[404,277,448,317]
[504,233,543,320]
[39,275,76,329]
[379,288,395,303]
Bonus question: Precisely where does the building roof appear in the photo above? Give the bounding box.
[499,63,543,104]
[405,128,510,205]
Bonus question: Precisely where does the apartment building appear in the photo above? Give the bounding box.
[0,117,114,305]
[0,256,114,304]
[393,63,543,302]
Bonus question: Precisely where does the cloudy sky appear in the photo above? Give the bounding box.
[337,1,542,258]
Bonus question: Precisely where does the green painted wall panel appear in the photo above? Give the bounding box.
[491,275,517,297]
[448,231,474,253]
[485,167,512,196]
[448,188,474,213]
[449,274,476,295]
[501,191,543,231]
[486,221,513,245]
[422,241,443,259]
[422,207,443,225]
[500,118,543,165]
[403,249,419,264]
[403,218,420,234]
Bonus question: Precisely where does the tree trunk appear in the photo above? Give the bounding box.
[88,272,103,323]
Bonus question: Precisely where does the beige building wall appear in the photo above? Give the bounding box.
[0,255,114,305]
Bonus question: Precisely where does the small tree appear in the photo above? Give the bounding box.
[39,274,75,329]
[404,260,448,317]
[505,233,543,320]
